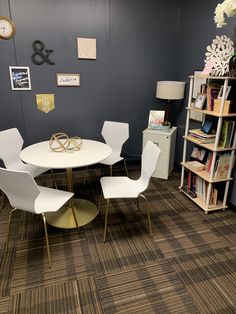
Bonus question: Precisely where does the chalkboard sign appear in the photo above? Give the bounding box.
[9,66,31,90]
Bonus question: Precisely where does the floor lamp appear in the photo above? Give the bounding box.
[156,81,185,125]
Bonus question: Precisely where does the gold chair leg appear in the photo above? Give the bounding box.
[83,166,88,185]
[70,199,80,232]
[139,194,153,237]
[50,169,57,189]
[123,159,128,177]
[103,199,110,242]
[5,208,17,251]
[42,214,52,268]
[1,191,6,209]
[98,190,103,214]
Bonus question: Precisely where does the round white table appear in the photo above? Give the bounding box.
[20,139,112,229]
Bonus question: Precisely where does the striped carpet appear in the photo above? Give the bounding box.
[0,165,235,313]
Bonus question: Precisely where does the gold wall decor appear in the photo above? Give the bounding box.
[49,133,82,152]
[36,94,55,113]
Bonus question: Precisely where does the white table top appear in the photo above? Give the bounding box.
[20,139,112,169]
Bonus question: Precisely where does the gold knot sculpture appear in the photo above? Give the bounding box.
[49,133,82,152]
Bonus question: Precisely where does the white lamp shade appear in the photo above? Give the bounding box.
[156,81,185,100]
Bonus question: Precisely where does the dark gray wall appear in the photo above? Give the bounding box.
[0,0,180,158]
[1,0,236,204]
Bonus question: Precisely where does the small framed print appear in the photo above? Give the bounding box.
[9,66,31,90]
[194,93,206,109]
[191,146,206,162]
[56,73,80,87]
[77,37,96,59]
[217,85,231,99]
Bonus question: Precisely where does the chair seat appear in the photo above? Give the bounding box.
[100,176,142,199]
[35,186,73,214]
[100,154,124,166]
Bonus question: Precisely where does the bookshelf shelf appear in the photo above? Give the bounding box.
[186,106,236,118]
[180,75,236,213]
[181,162,233,183]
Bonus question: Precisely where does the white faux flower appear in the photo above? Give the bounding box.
[214,0,236,27]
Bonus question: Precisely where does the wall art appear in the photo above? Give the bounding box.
[56,73,80,86]
[9,66,31,90]
[204,35,234,76]
[77,37,96,59]
[36,94,55,113]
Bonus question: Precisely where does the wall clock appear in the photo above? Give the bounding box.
[0,16,16,40]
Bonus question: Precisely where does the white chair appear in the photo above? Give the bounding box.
[0,167,78,268]
[100,140,161,242]
[0,128,54,208]
[0,128,49,176]
[84,121,129,183]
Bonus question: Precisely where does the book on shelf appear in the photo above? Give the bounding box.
[219,120,235,148]
[188,129,216,143]
[219,120,230,148]
[205,152,213,172]
[186,161,205,171]
[213,153,231,179]
[206,84,221,111]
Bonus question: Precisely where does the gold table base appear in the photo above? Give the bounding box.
[45,199,98,229]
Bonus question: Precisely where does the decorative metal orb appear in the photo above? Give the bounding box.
[66,136,82,152]
[49,133,70,152]
[49,133,82,152]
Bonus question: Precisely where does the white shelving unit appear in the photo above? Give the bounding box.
[180,75,236,213]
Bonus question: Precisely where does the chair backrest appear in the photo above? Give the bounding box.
[139,140,161,190]
[101,121,129,156]
[0,167,40,213]
[0,128,24,168]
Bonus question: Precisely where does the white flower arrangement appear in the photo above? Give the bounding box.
[214,0,236,28]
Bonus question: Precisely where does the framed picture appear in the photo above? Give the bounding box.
[9,66,31,90]
[148,110,165,129]
[217,85,231,99]
[192,70,206,98]
[194,93,206,109]
[56,73,80,87]
[77,37,96,59]
[191,146,206,162]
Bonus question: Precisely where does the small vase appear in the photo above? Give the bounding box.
[228,55,236,77]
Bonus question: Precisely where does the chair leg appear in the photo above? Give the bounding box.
[1,191,6,209]
[83,166,88,185]
[5,208,17,251]
[41,214,52,268]
[109,165,112,176]
[70,199,80,232]
[98,190,103,214]
[103,199,110,242]
[123,159,128,177]
[139,194,153,237]
[50,169,57,189]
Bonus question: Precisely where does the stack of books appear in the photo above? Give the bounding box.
[188,129,216,143]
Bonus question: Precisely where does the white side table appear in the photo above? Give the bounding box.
[142,127,177,179]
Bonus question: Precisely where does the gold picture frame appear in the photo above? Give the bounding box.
[56,73,80,87]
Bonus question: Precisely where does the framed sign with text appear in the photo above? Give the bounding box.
[56,73,80,87]
[9,66,31,90]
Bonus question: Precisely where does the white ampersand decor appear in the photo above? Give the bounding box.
[204,35,234,76]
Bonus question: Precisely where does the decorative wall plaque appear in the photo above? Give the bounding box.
[77,37,96,59]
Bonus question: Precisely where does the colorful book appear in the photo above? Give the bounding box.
[219,120,230,148]
[214,154,231,179]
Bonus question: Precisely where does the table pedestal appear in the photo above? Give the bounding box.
[45,198,98,228]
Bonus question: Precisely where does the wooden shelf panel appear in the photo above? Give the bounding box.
[186,107,236,118]
[181,162,233,183]
[189,75,236,80]
[183,135,236,152]
[179,187,228,212]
